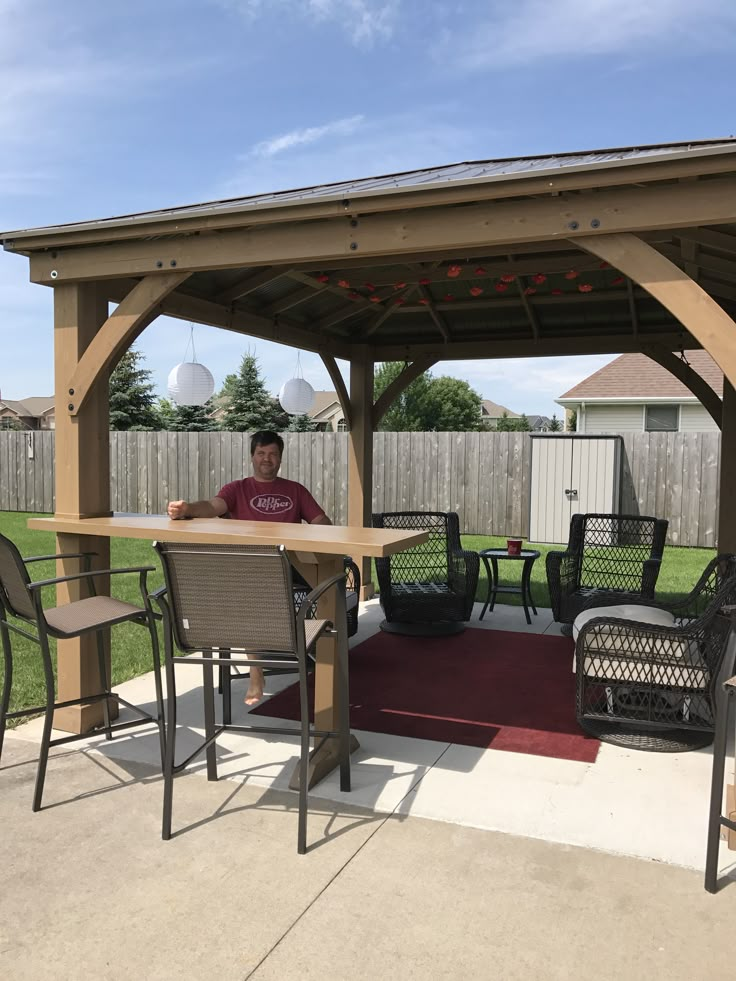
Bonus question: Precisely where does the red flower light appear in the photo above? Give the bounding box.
[551,288,563,296]
[337,279,350,289]
[443,294,455,302]
[348,291,361,299]
[470,286,484,297]
[524,287,537,296]
[611,275,625,286]
[393,297,406,306]
[447,264,462,278]
[419,277,431,285]
[364,282,375,291]
[393,281,407,290]
[369,295,382,303]
[474,266,486,276]
[419,298,430,305]
[315,273,330,283]
[495,282,508,292]
[500,273,515,283]
[532,273,547,285]
[578,283,593,293]
[564,269,579,280]
[599,261,610,269]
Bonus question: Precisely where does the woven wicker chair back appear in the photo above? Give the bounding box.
[372,512,456,584]
[0,532,36,620]
[154,541,297,654]
[575,514,667,591]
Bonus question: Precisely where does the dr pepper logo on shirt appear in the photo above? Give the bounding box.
[250,493,293,515]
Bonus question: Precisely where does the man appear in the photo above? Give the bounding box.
[168,430,331,704]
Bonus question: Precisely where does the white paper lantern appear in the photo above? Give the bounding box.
[279,376,315,415]
[167,361,215,406]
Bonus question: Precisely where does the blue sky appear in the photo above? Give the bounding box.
[1,0,735,418]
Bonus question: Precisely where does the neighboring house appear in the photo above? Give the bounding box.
[481,399,520,429]
[0,397,55,430]
[556,351,723,433]
[527,414,553,432]
[309,391,348,431]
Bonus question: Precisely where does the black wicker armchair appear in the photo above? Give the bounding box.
[293,557,361,638]
[547,513,668,632]
[371,511,480,635]
[575,554,736,751]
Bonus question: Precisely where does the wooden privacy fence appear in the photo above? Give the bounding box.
[0,430,721,548]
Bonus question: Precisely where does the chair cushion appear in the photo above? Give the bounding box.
[573,604,675,641]
[44,596,147,637]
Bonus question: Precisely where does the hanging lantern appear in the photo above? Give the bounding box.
[279,352,315,415]
[168,361,215,406]
[167,324,215,405]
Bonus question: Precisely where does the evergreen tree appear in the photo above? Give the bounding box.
[109,348,160,431]
[159,397,217,432]
[286,413,316,432]
[548,414,563,432]
[219,353,285,432]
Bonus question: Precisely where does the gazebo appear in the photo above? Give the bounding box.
[3,137,736,736]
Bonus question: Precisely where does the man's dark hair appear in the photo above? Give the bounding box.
[250,430,284,456]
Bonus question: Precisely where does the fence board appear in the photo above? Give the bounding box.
[0,430,723,548]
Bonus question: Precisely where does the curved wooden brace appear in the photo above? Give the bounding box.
[574,233,736,390]
[372,356,437,428]
[320,354,351,431]
[67,272,189,415]
[641,344,722,428]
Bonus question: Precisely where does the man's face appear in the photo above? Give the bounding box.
[251,442,282,481]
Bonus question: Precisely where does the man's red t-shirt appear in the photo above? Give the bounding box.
[216,476,325,523]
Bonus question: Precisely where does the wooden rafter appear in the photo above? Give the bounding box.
[626,278,639,336]
[676,227,736,256]
[214,266,287,304]
[29,177,736,285]
[507,255,539,340]
[417,285,450,341]
[372,356,438,427]
[319,355,352,431]
[260,283,326,317]
[360,285,420,340]
[574,232,736,389]
[681,238,700,281]
[641,344,722,427]
[68,272,188,415]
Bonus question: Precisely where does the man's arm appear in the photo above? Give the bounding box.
[310,513,332,526]
[167,497,228,519]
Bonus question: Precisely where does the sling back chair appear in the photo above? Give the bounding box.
[371,511,479,635]
[152,541,351,855]
[574,555,736,752]
[0,531,164,811]
[547,513,668,633]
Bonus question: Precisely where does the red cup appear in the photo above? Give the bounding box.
[507,538,523,556]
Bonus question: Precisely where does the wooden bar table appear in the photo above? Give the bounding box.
[28,515,427,788]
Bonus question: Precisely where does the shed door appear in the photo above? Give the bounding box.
[529,437,575,543]
[569,438,620,517]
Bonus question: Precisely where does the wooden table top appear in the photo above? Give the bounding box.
[27,514,428,559]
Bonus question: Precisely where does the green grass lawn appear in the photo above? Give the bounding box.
[0,510,717,724]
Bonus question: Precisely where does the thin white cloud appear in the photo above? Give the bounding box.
[250,115,365,159]
[214,0,400,46]
[437,0,736,71]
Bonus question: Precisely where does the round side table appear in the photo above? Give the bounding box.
[478,548,540,625]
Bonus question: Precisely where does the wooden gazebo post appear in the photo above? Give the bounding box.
[347,346,375,597]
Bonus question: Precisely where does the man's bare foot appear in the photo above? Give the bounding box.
[244,666,265,706]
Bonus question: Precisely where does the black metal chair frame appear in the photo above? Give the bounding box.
[547,512,669,631]
[152,541,351,855]
[371,511,480,635]
[705,644,736,893]
[0,532,165,811]
[575,555,736,752]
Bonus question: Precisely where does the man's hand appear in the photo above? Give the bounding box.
[167,500,189,520]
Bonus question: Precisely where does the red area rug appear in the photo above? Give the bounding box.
[252,628,599,763]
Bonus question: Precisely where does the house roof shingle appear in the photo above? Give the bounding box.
[481,399,518,418]
[558,351,724,400]
[0,397,54,416]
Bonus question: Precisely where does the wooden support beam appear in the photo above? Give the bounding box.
[105,282,351,360]
[574,233,736,391]
[371,330,692,362]
[372,357,438,427]
[214,266,286,304]
[641,345,722,427]
[320,355,351,431]
[67,272,187,416]
[507,255,539,340]
[676,227,736,257]
[718,378,736,552]
[626,278,639,336]
[260,282,326,316]
[361,284,420,340]
[348,347,375,596]
[53,283,115,734]
[417,284,450,341]
[681,238,700,281]
[30,176,736,284]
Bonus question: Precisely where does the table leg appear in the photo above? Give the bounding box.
[520,557,538,624]
[479,556,493,620]
[488,556,499,613]
[289,553,359,791]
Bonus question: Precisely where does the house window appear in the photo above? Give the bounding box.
[645,405,679,432]
[1,417,16,430]
[337,418,348,432]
